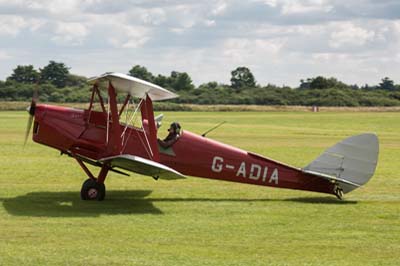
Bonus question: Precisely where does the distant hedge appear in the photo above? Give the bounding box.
[2,81,400,107]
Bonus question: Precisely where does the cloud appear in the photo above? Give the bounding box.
[0,15,27,36]
[329,22,375,48]
[140,8,166,25]
[281,0,333,15]
[0,50,11,59]
[102,23,150,49]
[0,15,45,37]
[0,1,400,86]
[51,22,88,46]
[212,1,228,16]
[257,0,278,8]
[204,20,216,27]
[222,38,285,62]
[119,26,151,49]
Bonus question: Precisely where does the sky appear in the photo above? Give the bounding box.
[0,0,400,87]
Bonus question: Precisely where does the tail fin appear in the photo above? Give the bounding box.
[303,133,379,195]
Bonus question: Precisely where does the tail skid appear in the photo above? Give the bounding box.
[302,133,379,199]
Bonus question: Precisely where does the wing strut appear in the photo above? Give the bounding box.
[140,94,160,162]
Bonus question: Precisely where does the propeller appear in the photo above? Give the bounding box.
[24,83,39,146]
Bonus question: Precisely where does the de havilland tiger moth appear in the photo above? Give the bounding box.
[24,72,379,201]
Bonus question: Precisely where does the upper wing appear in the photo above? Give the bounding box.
[99,154,185,180]
[88,72,178,101]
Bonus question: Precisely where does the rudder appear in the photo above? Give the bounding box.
[303,133,379,195]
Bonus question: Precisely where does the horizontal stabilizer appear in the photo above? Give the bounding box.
[99,154,185,180]
[303,133,379,194]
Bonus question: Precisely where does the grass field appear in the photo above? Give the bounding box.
[0,110,399,265]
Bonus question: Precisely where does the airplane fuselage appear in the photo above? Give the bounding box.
[32,104,335,196]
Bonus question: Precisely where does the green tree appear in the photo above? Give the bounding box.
[230,67,256,90]
[65,74,87,88]
[40,61,70,88]
[198,81,218,90]
[309,76,331,90]
[378,77,395,91]
[153,74,169,88]
[299,78,312,89]
[128,65,154,82]
[307,76,348,90]
[169,71,194,91]
[7,65,39,83]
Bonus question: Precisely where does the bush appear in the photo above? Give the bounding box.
[1,75,400,107]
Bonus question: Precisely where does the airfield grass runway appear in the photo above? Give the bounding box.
[0,110,399,266]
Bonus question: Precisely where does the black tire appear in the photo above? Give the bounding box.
[80,178,106,201]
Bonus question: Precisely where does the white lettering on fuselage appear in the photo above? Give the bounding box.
[211,156,224,173]
[211,156,279,184]
[237,162,246,177]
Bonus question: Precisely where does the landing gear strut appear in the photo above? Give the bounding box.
[74,157,109,201]
[333,184,344,200]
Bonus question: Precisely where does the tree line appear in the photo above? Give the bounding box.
[1,61,400,106]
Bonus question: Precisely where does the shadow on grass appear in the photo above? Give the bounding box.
[1,190,163,217]
[149,196,356,205]
[1,190,356,217]
[285,197,357,205]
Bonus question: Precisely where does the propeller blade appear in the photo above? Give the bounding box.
[24,82,39,146]
[24,114,33,146]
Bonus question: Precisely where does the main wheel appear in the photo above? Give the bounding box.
[80,178,106,201]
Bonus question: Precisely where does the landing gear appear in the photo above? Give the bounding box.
[81,178,106,201]
[333,184,344,200]
[74,157,110,201]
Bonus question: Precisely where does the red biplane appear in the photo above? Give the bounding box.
[25,73,379,200]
